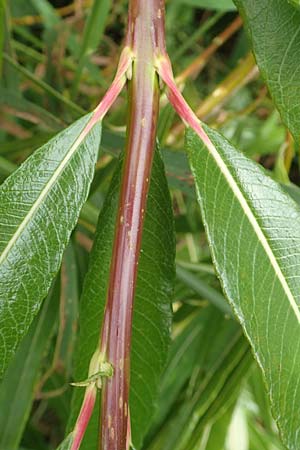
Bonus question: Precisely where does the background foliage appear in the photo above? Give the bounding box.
[1,0,299,449]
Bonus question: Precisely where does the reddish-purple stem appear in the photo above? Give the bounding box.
[156,55,214,150]
[65,47,132,182]
[88,47,133,129]
[70,2,216,449]
[68,48,133,450]
[99,2,165,449]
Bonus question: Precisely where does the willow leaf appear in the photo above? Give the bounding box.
[234,0,300,143]
[0,114,101,377]
[186,126,300,450]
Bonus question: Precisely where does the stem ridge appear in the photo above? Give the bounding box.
[99,2,163,449]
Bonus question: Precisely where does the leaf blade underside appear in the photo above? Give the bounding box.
[186,125,300,450]
[234,0,300,143]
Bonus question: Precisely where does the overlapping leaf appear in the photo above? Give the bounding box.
[0,114,101,377]
[234,0,300,143]
[186,125,300,449]
[68,150,175,450]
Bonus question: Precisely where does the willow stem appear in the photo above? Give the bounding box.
[167,52,257,144]
[98,2,166,449]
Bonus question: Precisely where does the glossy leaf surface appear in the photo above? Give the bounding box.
[68,150,175,449]
[0,114,101,377]
[234,0,300,143]
[186,125,300,449]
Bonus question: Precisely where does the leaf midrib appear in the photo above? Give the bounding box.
[194,131,300,323]
[0,124,93,266]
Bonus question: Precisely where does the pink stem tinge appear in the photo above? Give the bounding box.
[70,2,222,450]
[71,385,97,450]
[156,54,215,151]
[99,2,164,449]
[68,47,133,450]
[85,46,133,135]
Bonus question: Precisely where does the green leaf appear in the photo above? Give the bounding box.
[174,0,235,11]
[68,150,175,449]
[234,0,300,143]
[186,125,300,450]
[0,114,101,378]
[0,279,59,449]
